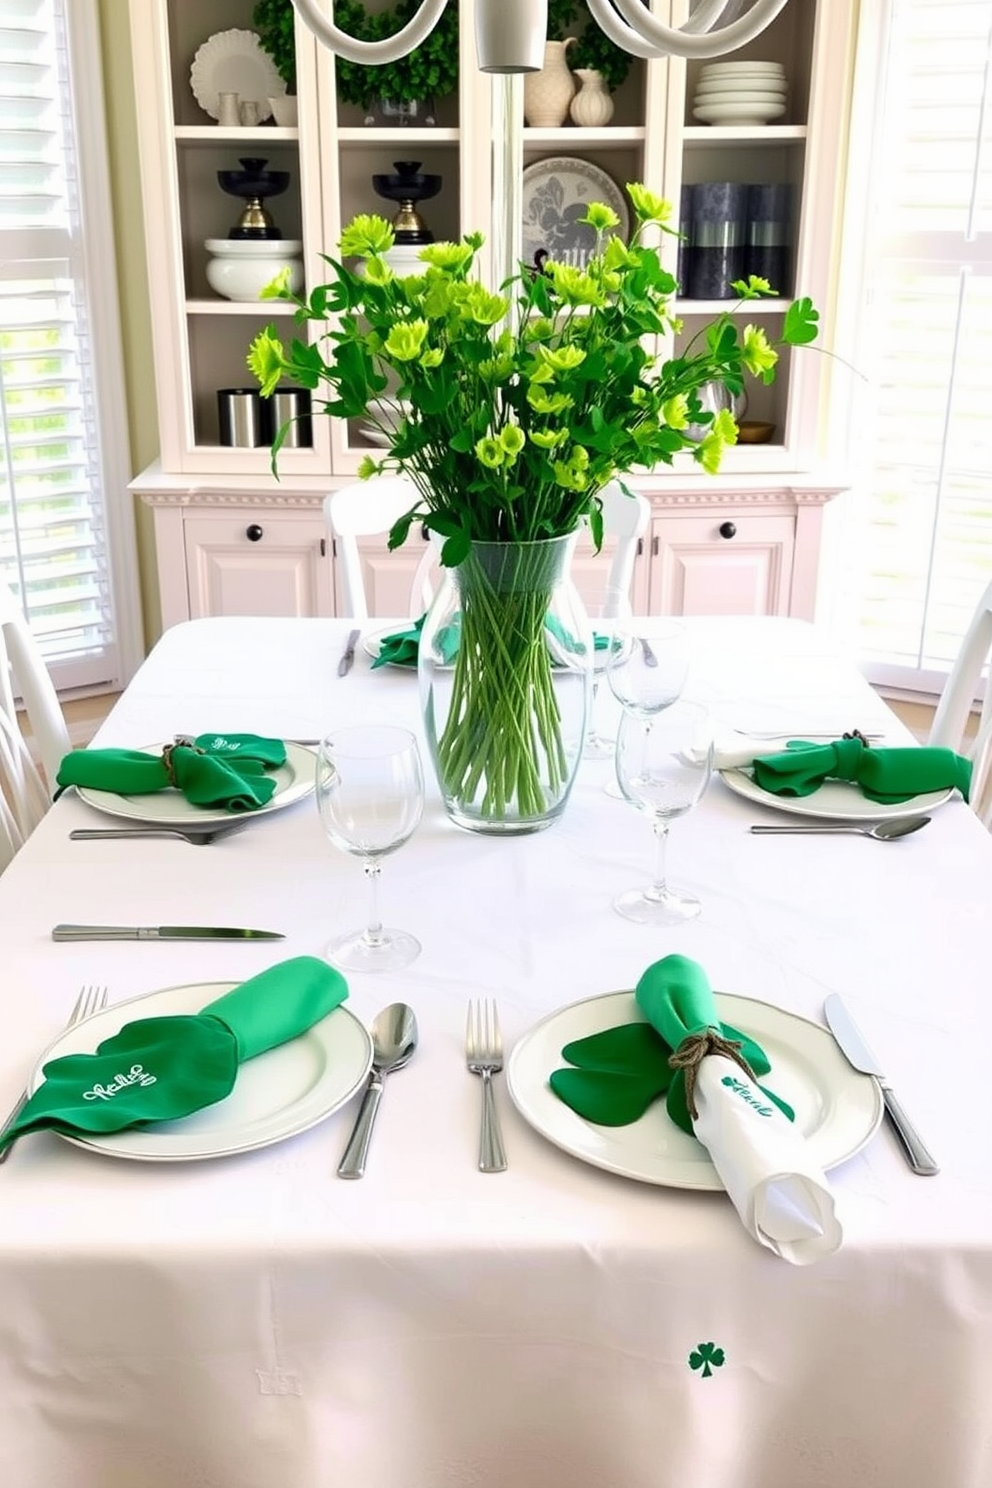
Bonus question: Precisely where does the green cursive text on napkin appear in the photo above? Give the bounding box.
[0,956,348,1151]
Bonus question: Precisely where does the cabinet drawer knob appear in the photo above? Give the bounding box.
[245,523,264,542]
[718,521,737,540]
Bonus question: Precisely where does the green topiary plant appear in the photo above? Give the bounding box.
[253,0,297,94]
[547,0,634,93]
[332,0,460,110]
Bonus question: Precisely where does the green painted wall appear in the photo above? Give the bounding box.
[97,0,161,649]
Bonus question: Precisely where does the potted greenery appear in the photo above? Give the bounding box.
[548,0,634,93]
[331,0,459,118]
[252,0,298,124]
[249,185,818,833]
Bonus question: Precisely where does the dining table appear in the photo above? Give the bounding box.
[1,612,991,1488]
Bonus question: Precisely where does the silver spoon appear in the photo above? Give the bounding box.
[338,1002,419,1179]
[749,815,931,840]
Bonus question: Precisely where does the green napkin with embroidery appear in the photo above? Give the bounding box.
[371,614,461,669]
[750,736,972,803]
[55,731,287,811]
[550,955,793,1133]
[0,956,348,1151]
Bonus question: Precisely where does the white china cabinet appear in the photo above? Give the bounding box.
[128,0,854,627]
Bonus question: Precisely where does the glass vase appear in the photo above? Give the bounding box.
[418,535,592,835]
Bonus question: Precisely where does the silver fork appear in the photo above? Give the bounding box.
[69,823,251,845]
[466,999,507,1173]
[0,984,109,1162]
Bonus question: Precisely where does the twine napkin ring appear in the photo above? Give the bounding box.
[669,1029,757,1121]
[161,739,204,786]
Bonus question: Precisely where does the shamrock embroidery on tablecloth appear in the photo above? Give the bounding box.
[689,1342,725,1379]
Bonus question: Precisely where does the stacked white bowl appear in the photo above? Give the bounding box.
[692,60,787,127]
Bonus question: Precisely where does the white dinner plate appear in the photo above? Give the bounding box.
[189,29,283,123]
[507,990,882,1190]
[31,980,373,1162]
[74,740,316,827]
[719,765,953,820]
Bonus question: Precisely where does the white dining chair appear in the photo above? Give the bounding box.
[323,476,435,620]
[0,586,72,871]
[593,480,651,604]
[928,578,992,826]
[325,475,651,621]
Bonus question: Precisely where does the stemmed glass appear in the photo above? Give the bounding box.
[583,586,632,760]
[606,616,690,720]
[316,725,425,972]
[613,700,714,925]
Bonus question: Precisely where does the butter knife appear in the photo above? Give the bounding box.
[823,993,939,1175]
[52,924,284,941]
[338,627,361,677]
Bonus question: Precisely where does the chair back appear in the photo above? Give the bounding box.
[593,481,651,608]
[929,578,992,824]
[0,586,72,870]
[323,477,421,619]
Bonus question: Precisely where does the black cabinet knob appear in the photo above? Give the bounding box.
[245,523,264,542]
[718,521,737,540]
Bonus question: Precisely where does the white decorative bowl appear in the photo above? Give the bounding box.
[204,237,303,301]
[693,100,787,125]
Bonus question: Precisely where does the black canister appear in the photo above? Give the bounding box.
[684,182,748,300]
[745,183,793,294]
[677,183,694,296]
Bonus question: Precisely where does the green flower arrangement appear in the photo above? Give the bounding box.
[331,0,459,109]
[248,184,817,827]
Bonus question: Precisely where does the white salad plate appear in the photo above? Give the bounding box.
[720,765,953,821]
[190,29,283,123]
[693,89,787,106]
[507,989,883,1191]
[31,981,374,1162]
[698,60,785,75]
[74,739,316,827]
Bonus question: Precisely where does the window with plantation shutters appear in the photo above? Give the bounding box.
[829,0,992,700]
[0,0,140,693]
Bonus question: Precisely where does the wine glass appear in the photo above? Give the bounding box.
[316,725,425,972]
[613,700,714,925]
[583,586,632,760]
[606,616,689,720]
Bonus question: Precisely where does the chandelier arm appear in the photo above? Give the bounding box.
[682,0,738,34]
[290,0,449,66]
[585,0,791,60]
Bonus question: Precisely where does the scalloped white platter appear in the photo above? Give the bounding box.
[190,29,283,123]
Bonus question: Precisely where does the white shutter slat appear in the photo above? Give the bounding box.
[841,0,992,698]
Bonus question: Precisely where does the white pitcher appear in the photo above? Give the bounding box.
[523,39,576,128]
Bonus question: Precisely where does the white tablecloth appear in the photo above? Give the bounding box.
[1,615,990,1488]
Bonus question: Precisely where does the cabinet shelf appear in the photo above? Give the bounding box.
[131,0,854,626]
[185,299,299,316]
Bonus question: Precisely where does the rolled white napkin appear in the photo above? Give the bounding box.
[692,1054,843,1264]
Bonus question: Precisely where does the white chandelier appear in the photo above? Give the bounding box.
[289,0,792,73]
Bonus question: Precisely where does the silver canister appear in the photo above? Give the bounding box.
[270,387,313,448]
[217,388,269,447]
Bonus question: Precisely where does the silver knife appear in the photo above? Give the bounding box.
[52,924,284,941]
[338,627,361,677]
[823,993,939,1175]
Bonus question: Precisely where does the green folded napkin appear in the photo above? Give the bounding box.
[750,736,972,803]
[56,731,287,811]
[373,614,607,670]
[371,615,461,669]
[0,956,348,1151]
[549,954,793,1133]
